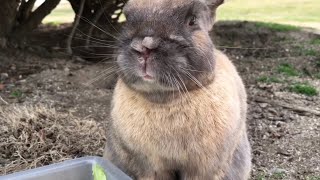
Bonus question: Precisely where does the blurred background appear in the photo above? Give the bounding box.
[42,0,320,29]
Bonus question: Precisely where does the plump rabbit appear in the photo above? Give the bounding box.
[103,0,251,179]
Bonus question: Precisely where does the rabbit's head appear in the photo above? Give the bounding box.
[116,0,224,99]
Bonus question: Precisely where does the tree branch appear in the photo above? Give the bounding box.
[254,97,320,116]
[0,95,8,105]
[85,0,113,49]
[67,0,86,54]
[17,0,37,23]
[85,0,125,49]
[67,0,79,15]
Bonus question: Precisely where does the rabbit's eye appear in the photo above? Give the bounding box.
[188,15,197,26]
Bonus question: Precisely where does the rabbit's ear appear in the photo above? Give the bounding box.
[205,0,224,9]
[203,0,224,30]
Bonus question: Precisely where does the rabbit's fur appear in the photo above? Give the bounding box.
[104,0,251,179]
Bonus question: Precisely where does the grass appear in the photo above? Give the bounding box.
[315,73,320,79]
[256,171,286,180]
[257,76,282,83]
[310,39,320,45]
[316,60,320,68]
[271,171,286,179]
[217,0,320,30]
[255,22,300,32]
[10,90,23,98]
[304,49,319,56]
[306,176,320,180]
[46,22,62,27]
[277,63,299,76]
[293,45,319,56]
[0,105,106,174]
[256,173,266,180]
[289,83,318,96]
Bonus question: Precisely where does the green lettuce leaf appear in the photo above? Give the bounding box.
[92,164,107,180]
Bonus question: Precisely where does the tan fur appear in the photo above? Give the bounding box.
[192,31,209,47]
[104,50,251,179]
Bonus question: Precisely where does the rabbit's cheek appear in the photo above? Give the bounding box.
[191,31,211,49]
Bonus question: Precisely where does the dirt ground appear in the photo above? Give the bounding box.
[0,21,319,179]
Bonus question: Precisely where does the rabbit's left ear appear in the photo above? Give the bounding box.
[205,0,224,9]
[202,0,224,30]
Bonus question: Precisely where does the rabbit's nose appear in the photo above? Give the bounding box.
[130,38,152,61]
[130,38,145,53]
[142,37,160,50]
[130,37,160,59]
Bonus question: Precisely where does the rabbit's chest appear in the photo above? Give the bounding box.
[111,100,223,165]
[113,106,195,146]
[110,78,239,168]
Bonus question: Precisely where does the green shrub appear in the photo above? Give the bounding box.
[257,76,282,83]
[277,63,299,76]
[255,22,300,32]
[311,39,320,45]
[289,83,318,96]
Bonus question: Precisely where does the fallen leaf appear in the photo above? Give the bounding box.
[0,84,4,90]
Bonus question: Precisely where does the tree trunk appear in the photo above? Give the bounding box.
[16,0,37,24]
[68,0,80,15]
[0,0,20,47]
[68,0,95,25]
[13,0,61,36]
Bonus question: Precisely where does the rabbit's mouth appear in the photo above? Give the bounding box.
[136,52,156,82]
[116,52,180,93]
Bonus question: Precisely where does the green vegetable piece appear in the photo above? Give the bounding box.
[92,164,107,180]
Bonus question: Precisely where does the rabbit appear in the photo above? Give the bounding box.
[103,0,251,179]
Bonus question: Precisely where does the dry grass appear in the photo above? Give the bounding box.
[0,105,106,175]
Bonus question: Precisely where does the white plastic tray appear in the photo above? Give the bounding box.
[0,156,132,180]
